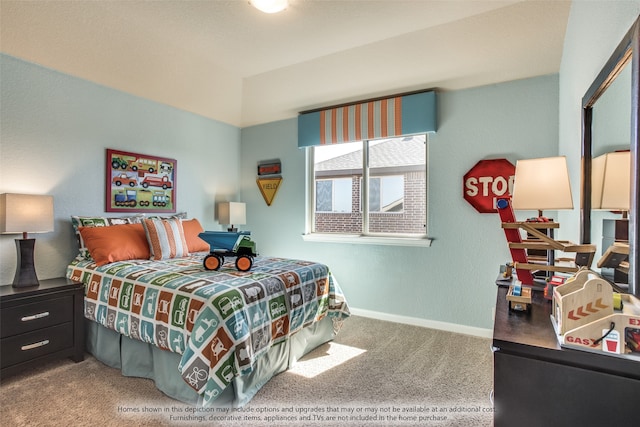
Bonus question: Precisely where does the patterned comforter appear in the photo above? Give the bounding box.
[66,254,350,405]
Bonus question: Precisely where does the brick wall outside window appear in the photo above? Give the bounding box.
[315,171,426,234]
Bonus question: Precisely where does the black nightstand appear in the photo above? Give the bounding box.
[1,277,85,378]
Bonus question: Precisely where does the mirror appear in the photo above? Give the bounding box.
[581,16,640,297]
[590,62,631,284]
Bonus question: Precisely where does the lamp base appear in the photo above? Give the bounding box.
[13,238,40,288]
[227,227,238,232]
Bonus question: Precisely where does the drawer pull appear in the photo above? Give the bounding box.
[21,312,50,322]
[21,340,50,351]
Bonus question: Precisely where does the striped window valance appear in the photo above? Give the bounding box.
[298,90,436,148]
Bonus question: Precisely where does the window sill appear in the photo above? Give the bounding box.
[301,233,432,247]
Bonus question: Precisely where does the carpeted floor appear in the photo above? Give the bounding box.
[0,316,494,426]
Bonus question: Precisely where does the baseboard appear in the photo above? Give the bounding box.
[349,307,493,339]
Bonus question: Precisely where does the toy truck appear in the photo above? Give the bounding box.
[506,284,532,313]
[199,231,257,272]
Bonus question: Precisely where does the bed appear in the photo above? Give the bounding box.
[65,215,350,407]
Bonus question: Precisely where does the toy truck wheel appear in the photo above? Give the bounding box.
[236,255,253,272]
[203,254,223,271]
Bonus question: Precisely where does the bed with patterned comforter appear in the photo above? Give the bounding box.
[66,254,350,406]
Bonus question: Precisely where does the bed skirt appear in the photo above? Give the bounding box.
[85,316,337,407]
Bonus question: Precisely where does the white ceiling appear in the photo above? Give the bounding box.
[0,0,571,127]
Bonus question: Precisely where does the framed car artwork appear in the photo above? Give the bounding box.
[106,148,177,213]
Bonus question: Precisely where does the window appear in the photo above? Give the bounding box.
[308,134,427,240]
[367,175,404,212]
[316,178,352,213]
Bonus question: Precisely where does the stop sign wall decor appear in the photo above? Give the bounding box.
[463,158,516,213]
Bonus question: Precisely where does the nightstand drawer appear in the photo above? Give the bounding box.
[0,322,73,368]
[1,295,74,338]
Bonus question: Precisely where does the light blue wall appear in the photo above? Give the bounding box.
[558,1,640,241]
[0,54,241,283]
[241,75,559,332]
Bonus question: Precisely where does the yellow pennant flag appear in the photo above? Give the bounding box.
[257,177,282,206]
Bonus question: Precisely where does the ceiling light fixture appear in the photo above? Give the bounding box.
[250,0,288,14]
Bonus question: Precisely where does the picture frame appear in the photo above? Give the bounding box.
[106,148,177,213]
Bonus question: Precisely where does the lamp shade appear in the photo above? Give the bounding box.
[591,151,630,211]
[218,202,246,226]
[511,156,574,211]
[0,193,54,235]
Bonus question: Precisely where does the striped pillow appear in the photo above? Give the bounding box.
[142,217,189,260]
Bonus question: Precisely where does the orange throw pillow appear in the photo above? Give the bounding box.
[182,218,210,253]
[78,223,150,266]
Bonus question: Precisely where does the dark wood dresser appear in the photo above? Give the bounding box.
[493,285,640,427]
[1,278,84,378]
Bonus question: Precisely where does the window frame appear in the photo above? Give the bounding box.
[303,135,432,247]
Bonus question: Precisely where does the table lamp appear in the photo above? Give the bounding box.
[0,193,54,287]
[510,156,574,277]
[218,202,246,232]
[592,151,631,282]
[511,156,574,218]
[591,151,630,217]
